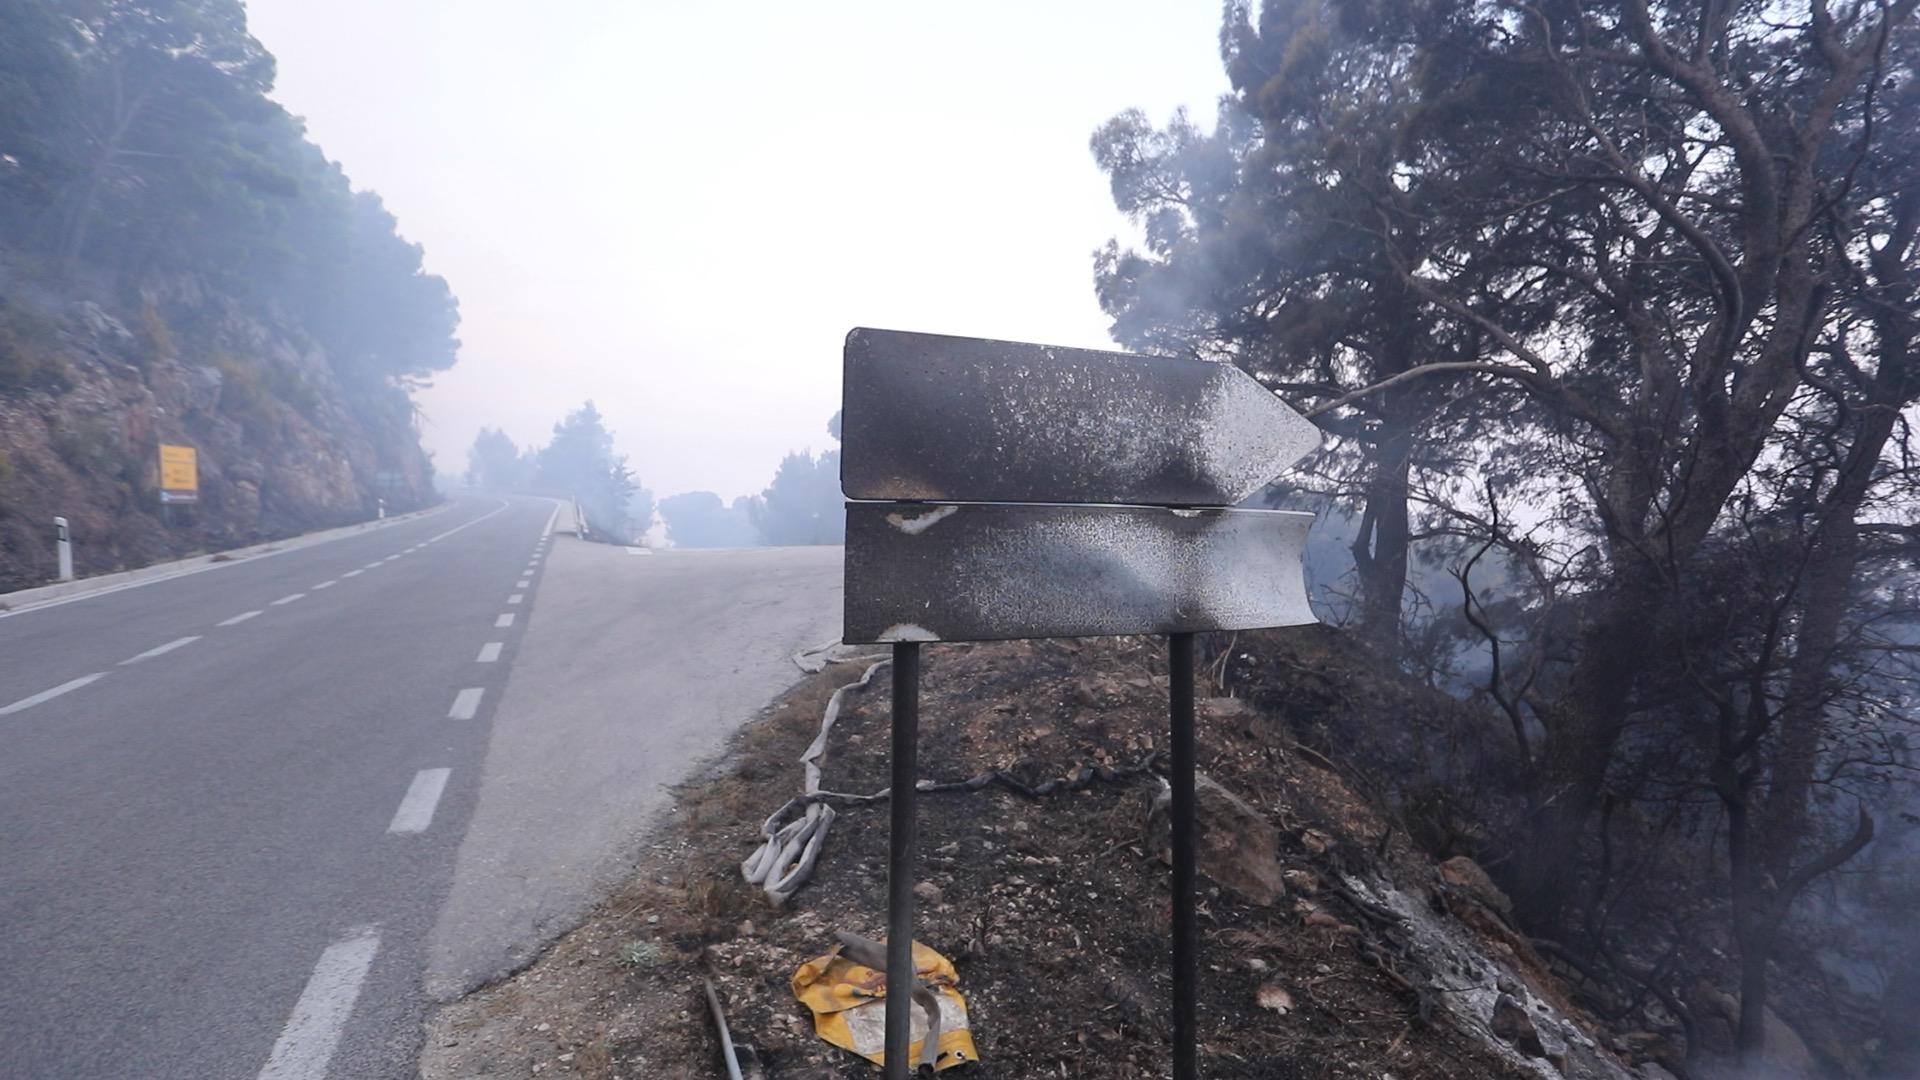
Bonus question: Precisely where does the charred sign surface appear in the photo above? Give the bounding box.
[841,328,1320,507]
[839,327,1322,1080]
[842,502,1314,644]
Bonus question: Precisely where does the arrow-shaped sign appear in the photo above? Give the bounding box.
[841,328,1320,507]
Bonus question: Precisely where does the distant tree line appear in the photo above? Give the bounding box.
[656,410,844,548]
[468,409,846,549]
[1094,0,1917,1071]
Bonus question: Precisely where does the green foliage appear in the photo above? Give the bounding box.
[616,940,662,968]
[537,402,639,540]
[627,486,656,538]
[466,427,532,490]
[750,450,843,546]
[658,491,757,549]
[748,413,845,546]
[261,362,320,418]
[0,298,73,392]
[209,350,283,439]
[0,0,460,393]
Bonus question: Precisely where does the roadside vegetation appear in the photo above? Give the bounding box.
[1088,1,1918,1074]
[0,0,459,589]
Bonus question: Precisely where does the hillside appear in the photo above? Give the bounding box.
[0,0,457,591]
[418,630,1842,1080]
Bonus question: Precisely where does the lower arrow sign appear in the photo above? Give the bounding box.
[842,502,1316,644]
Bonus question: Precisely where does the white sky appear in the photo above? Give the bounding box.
[244,1,1229,500]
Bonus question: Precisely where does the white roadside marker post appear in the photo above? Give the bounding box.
[54,516,73,582]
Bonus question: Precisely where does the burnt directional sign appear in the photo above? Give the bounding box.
[840,328,1322,645]
[842,328,1320,507]
[844,502,1314,643]
[838,327,1323,1080]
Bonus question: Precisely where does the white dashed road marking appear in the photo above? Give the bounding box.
[386,769,452,834]
[219,610,262,627]
[507,594,523,605]
[476,642,503,663]
[120,636,201,665]
[255,927,379,1080]
[343,569,363,579]
[495,613,515,628]
[312,580,336,590]
[516,579,530,588]
[448,688,485,720]
[271,593,305,606]
[0,673,106,717]
[364,561,383,570]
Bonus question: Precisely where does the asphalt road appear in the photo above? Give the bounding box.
[0,496,843,1079]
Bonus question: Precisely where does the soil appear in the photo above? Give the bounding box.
[421,629,1616,1080]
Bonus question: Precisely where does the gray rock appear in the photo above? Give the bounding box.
[1147,772,1286,905]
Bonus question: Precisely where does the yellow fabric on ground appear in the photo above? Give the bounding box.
[791,940,979,1070]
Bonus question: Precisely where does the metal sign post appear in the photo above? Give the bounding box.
[840,328,1321,1078]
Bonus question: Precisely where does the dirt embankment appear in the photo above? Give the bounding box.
[422,629,1672,1080]
[0,280,435,592]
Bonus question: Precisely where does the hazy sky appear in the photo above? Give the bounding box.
[244,1,1229,499]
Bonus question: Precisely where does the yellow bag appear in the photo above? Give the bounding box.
[791,939,979,1070]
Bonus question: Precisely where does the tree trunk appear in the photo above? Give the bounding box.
[1508,574,1662,926]
[1733,907,1775,1061]
[1351,425,1412,646]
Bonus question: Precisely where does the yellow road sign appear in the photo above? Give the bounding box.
[159,444,198,502]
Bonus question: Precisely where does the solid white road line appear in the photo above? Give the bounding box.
[386,769,452,833]
[516,579,530,588]
[507,594,523,605]
[495,613,515,628]
[0,673,107,717]
[271,593,305,606]
[120,636,201,665]
[312,580,336,590]
[476,642,503,663]
[342,569,363,578]
[255,927,379,1080]
[428,497,512,543]
[542,502,560,536]
[218,610,263,627]
[448,688,484,720]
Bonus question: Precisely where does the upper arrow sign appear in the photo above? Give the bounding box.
[841,329,1321,507]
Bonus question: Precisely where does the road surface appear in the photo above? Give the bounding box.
[0,496,841,1079]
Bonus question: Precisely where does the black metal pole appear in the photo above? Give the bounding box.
[1169,631,1198,1080]
[885,641,922,1080]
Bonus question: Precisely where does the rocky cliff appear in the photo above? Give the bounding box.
[0,272,437,593]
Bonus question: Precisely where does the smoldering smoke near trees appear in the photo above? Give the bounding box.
[1092,0,1920,1071]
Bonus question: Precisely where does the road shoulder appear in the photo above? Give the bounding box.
[422,538,841,1001]
[0,502,450,616]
